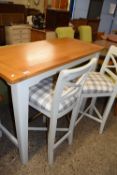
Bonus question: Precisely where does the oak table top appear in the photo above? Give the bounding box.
[0,38,103,84]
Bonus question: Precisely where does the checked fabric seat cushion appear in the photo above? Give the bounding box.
[29,77,78,113]
[83,72,114,94]
[29,71,114,114]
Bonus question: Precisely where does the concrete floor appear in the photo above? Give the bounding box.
[0,104,117,175]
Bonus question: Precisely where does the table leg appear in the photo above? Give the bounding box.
[11,82,29,164]
[0,120,2,137]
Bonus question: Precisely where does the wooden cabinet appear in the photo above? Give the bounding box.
[5,25,31,44]
[51,0,68,9]
[46,8,70,30]
[0,3,26,26]
[87,19,100,40]
[0,3,26,45]
[31,28,56,41]
[0,26,5,45]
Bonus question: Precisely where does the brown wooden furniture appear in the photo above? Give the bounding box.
[46,8,70,30]
[51,0,60,8]
[94,39,117,49]
[0,3,26,25]
[0,26,5,45]
[51,0,68,9]
[25,8,40,16]
[112,30,117,34]
[31,28,56,41]
[0,3,26,45]
[71,18,100,41]
[101,34,117,43]
[96,32,105,40]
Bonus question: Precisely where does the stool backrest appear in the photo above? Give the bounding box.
[55,27,74,39]
[100,45,117,83]
[78,25,92,43]
[52,58,97,116]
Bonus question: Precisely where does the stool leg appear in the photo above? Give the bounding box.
[68,105,78,145]
[48,116,57,165]
[89,97,97,114]
[68,97,83,144]
[114,98,117,116]
[80,98,87,112]
[43,115,46,123]
[100,95,115,134]
[0,120,2,137]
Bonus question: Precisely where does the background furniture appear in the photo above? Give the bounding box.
[31,28,56,41]
[55,26,74,38]
[51,0,68,9]
[26,8,40,16]
[5,25,31,44]
[0,3,70,44]
[94,39,117,50]
[0,3,26,45]
[46,8,70,30]
[0,3,26,26]
[71,18,100,41]
[0,26,5,45]
[78,25,92,43]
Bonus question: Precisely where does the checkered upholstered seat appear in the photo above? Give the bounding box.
[83,72,114,94]
[29,78,78,113]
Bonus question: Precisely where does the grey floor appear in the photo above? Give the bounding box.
[0,102,117,175]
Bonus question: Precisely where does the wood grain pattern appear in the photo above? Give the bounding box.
[0,39,103,84]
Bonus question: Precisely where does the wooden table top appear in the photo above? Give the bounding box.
[0,39,103,84]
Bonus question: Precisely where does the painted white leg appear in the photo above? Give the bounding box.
[68,98,82,145]
[80,98,87,112]
[42,115,46,123]
[68,112,76,145]
[89,97,97,114]
[11,82,29,164]
[0,120,2,137]
[0,131,2,138]
[100,95,115,134]
[48,116,57,165]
